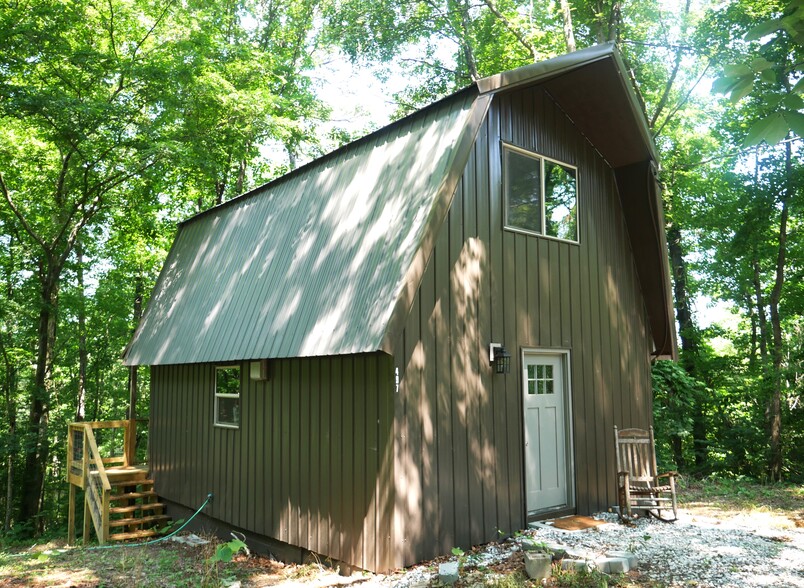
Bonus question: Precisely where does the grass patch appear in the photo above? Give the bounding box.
[0,537,250,588]
[680,475,804,512]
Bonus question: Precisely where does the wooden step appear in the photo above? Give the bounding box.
[109,502,165,515]
[109,478,154,488]
[96,465,149,483]
[110,490,157,502]
[109,528,162,542]
[108,514,170,528]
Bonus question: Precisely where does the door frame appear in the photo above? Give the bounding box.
[520,347,576,517]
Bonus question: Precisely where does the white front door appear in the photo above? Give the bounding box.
[523,352,571,514]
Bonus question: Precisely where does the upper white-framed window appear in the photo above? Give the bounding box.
[214,364,241,428]
[503,143,579,243]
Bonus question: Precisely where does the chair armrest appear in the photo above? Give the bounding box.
[657,471,678,479]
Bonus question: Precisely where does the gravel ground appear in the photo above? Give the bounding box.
[378,508,804,587]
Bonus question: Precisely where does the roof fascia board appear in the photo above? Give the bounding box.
[610,47,661,165]
[380,92,493,356]
[477,42,616,95]
[650,173,679,359]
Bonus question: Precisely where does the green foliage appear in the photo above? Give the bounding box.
[204,537,249,587]
[709,0,804,145]
[0,0,328,537]
[483,571,530,587]
[552,565,623,587]
[651,360,701,469]
[208,538,248,564]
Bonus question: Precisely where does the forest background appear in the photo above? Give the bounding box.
[0,0,801,538]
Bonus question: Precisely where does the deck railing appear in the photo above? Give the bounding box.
[66,419,148,545]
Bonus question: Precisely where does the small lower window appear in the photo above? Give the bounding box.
[215,365,241,427]
[504,145,578,242]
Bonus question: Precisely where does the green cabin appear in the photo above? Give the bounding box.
[123,43,677,572]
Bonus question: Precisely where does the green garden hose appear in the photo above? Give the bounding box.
[86,492,214,550]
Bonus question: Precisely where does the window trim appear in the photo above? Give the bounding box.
[502,142,580,244]
[214,364,241,429]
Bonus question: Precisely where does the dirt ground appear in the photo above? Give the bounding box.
[1,479,801,588]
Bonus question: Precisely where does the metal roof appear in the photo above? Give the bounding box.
[124,89,482,365]
[124,43,676,365]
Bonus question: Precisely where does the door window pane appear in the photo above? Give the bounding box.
[530,363,555,395]
[527,365,537,395]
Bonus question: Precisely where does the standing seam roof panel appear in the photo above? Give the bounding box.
[124,90,479,366]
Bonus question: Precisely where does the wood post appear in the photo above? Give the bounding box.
[101,488,110,545]
[82,493,90,545]
[125,366,138,466]
[68,484,75,545]
[67,426,75,545]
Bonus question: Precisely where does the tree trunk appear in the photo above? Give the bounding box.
[76,242,87,422]
[592,1,622,43]
[1,341,16,532]
[455,0,479,80]
[19,263,59,532]
[666,188,708,471]
[559,0,576,52]
[666,220,692,470]
[607,1,621,42]
[753,256,769,360]
[126,275,143,422]
[767,139,791,482]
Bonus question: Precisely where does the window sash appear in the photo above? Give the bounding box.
[214,365,241,427]
[503,143,578,243]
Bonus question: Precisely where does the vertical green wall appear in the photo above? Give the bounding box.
[150,353,395,571]
[392,86,654,568]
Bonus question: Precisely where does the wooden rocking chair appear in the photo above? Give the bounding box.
[614,426,678,522]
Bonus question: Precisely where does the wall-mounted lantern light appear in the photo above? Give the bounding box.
[489,343,511,374]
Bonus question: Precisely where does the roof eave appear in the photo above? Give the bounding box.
[478,42,660,167]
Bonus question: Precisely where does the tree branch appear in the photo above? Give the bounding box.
[109,0,177,103]
[399,57,458,75]
[649,0,691,130]
[653,61,711,139]
[0,174,48,252]
[649,49,684,129]
[482,0,537,61]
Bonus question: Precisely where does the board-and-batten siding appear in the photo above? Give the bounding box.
[150,353,395,571]
[392,86,654,568]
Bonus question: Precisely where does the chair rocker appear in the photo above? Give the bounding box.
[614,426,678,522]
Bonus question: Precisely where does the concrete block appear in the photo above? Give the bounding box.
[438,561,460,585]
[595,557,629,573]
[524,552,552,580]
[561,559,592,572]
[544,542,568,559]
[606,551,638,570]
[564,547,594,560]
